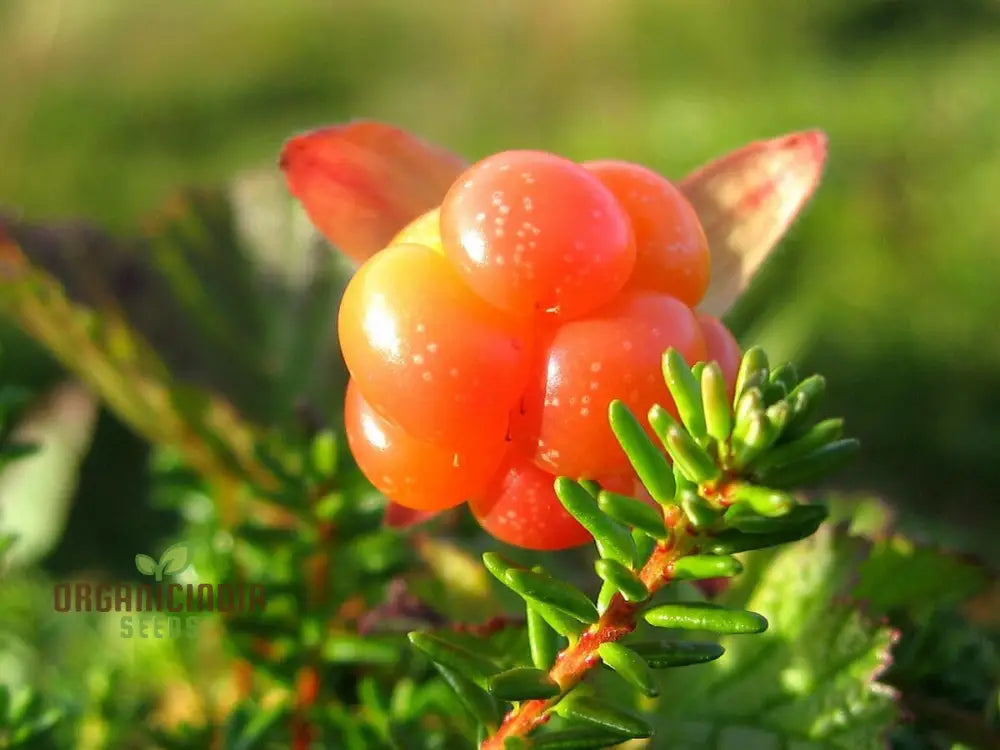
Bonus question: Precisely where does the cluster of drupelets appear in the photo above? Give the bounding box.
[338,149,748,549]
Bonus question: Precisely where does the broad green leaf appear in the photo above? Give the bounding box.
[652,524,898,750]
[854,535,990,618]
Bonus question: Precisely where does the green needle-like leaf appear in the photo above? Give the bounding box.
[671,554,744,580]
[633,527,656,566]
[488,668,561,701]
[483,551,519,583]
[733,386,764,428]
[729,410,774,469]
[679,489,719,530]
[504,568,599,624]
[768,362,799,393]
[783,373,826,436]
[701,362,732,443]
[597,642,659,697]
[530,602,586,639]
[706,512,825,553]
[752,417,844,470]
[608,400,675,505]
[753,438,860,487]
[597,490,668,539]
[527,605,559,670]
[662,348,706,440]
[724,502,828,534]
[645,602,768,634]
[532,728,645,749]
[556,695,653,739]
[649,406,720,483]
[432,661,501,730]
[628,640,726,668]
[725,482,796,517]
[733,346,769,403]
[554,477,635,567]
[594,559,649,602]
[323,634,402,665]
[597,579,618,615]
[407,632,500,689]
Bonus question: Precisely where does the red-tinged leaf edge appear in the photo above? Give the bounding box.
[280,120,465,265]
[680,130,828,317]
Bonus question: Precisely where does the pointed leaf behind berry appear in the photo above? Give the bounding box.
[280,120,466,264]
[680,130,828,317]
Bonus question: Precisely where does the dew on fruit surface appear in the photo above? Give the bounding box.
[416,323,426,333]
[495,216,506,226]
[452,453,460,468]
[463,179,474,189]
[521,172,535,184]
[581,395,591,405]
[592,209,603,219]
[422,372,433,382]
[589,381,599,391]
[522,196,533,211]
[426,342,438,353]
[580,407,590,417]
[496,228,505,238]
[590,362,602,373]
[449,367,460,377]
[474,211,486,223]
[496,255,505,266]
[623,340,634,351]
[491,191,505,207]
[499,163,510,172]
[412,353,425,365]
[499,204,511,215]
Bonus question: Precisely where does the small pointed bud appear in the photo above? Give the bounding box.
[733,346,769,404]
[701,362,733,444]
[662,348,707,441]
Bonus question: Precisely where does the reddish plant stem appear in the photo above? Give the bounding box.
[481,522,693,750]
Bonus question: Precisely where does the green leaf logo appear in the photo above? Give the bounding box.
[134,542,191,582]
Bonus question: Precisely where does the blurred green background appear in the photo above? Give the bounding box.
[1,0,999,563]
